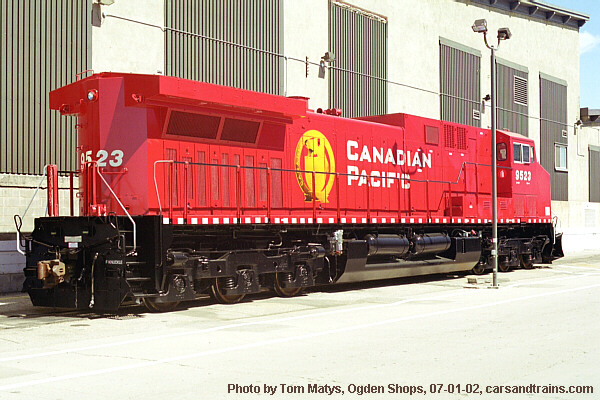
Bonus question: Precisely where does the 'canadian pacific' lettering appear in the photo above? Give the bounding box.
[346,140,431,188]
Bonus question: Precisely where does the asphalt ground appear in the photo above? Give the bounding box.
[1,251,599,400]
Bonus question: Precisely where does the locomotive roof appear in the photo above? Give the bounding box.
[50,72,309,123]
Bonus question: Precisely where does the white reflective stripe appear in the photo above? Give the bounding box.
[308,218,313,223]
[500,219,504,223]
[391,218,396,223]
[410,218,414,223]
[292,218,297,224]
[418,218,423,223]
[401,218,406,223]
[329,218,335,223]
[163,217,170,224]
[316,218,323,223]
[177,218,184,225]
[254,217,261,224]
[443,218,447,223]
[202,218,209,224]
[457,218,462,223]
[372,218,377,223]
[282,218,289,223]
[382,218,386,223]
[341,218,347,223]
[275,218,280,224]
[213,218,219,224]
[223,218,230,224]
[191,218,198,224]
[428,218,432,223]
[244,218,251,224]
[352,218,357,223]
[300,218,305,224]
[361,218,367,224]
[478,219,481,223]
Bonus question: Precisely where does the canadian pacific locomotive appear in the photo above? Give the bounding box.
[20,73,563,311]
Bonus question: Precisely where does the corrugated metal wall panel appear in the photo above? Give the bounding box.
[589,147,600,203]
[0,0,90,175]
[539,75,568,201]
[497,62,528,136]
[439,40,481,127]
[328,2,387,118]
[165,0,283,95]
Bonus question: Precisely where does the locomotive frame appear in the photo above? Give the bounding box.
[19,73,564,312]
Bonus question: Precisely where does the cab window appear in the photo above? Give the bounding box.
[513,143,531,164]
[497,143,507,161]
[522,145,530,163]
[513,143,521,162]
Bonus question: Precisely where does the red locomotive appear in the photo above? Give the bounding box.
[20,73,563,311]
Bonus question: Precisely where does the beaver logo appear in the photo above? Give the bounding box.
[294,130,335,203]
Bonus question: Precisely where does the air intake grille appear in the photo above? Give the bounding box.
[221,119,260,143]
[457,127,467,150]
[444,125,455,148]
[166,111,220,139]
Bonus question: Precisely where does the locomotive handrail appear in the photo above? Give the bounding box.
[15,164,51,255]
[151,159,513,221]
[153,160,175,216]
[157,160,511,186]
[91,162,137,256]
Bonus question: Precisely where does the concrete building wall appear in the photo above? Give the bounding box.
[282,0,329,109]
[92,0,165,75]
[555,124,600,251]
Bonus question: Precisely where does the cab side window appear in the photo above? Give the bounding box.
[513,143,522,162]
[497,143,507,161]
[513,143,531,164]
[522,145,530,163]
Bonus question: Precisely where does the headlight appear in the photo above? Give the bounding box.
[87,89,99,102]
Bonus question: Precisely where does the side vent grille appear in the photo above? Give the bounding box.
[443,124,468,150]
[444,125,455,148]
[457,127,467,150]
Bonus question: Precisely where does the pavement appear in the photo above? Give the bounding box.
[0,251,599,400]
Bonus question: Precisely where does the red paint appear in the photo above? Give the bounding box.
[46,165,59,217]
[49,73,552,225]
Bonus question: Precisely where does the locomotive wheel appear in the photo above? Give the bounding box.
[471,263,486,275]
[142,297,180,313]
[520,255,535,269]
[498,263,511,272]
[273,273,303,297]
[210,278,245,304]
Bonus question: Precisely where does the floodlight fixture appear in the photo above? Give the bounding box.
[322,52,335,63]
[472,19,488,33]
[497,27,512,40]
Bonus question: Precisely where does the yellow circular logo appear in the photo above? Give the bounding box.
[294,130,335,203]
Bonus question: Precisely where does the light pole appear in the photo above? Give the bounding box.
[472,19,512,288]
